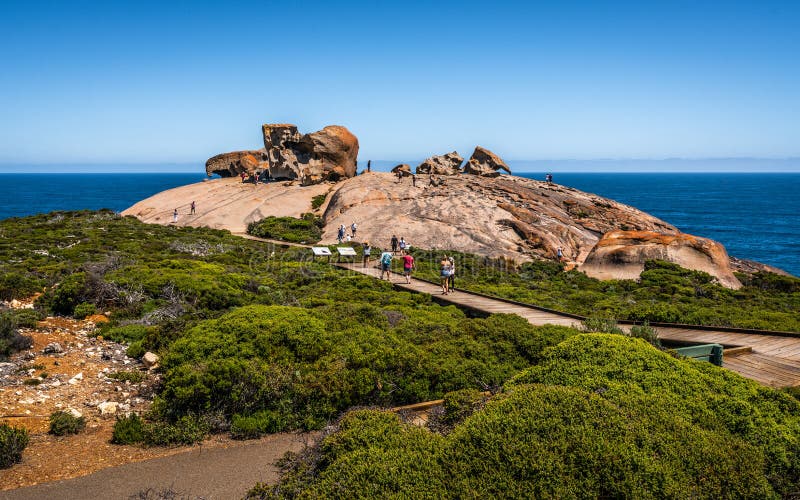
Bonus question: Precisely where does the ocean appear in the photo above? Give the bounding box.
[0,172,797,276]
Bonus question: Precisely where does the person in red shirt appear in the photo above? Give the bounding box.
[401,251,415,284]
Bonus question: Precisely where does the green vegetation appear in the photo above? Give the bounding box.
[0,311,33,360]
[111,414,145,444]
[310,194,327,211]
[247,214,323,243]
[48,410,86,436]
[0,423,29,469]
[258,335,800,499]
[73,301,96,319]
[404,249,800,332]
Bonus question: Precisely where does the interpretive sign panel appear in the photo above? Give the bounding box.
[336,247,357,256]
[312,247,332,256]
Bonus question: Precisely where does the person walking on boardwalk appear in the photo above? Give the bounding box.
[391,235,399,254]
[402,250,415,284]
[440,255,452,294]
[351,221,358,238]
[380,249,394,281]
[447,256,456,292]
[363,242,371,268]
[190,201,196,215]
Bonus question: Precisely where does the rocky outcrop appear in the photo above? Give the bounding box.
[391,164,413,177]
[205,150,267,178]
[464,146,511,177]
[416,151,463,175]
[579,230,742,289]
[321,173,677,263]
[206,123,359,185]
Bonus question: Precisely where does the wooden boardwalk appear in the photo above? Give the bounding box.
[335,261,800,388]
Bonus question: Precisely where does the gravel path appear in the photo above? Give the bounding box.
[1,432,315,500]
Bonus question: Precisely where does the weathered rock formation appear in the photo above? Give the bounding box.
[321,173,677,263]
[579,231,742,289]
[391,164,413,177]
[416,151,463,175]
[206,123,359,185]
[205,150,268,178]
[463,146,511,177]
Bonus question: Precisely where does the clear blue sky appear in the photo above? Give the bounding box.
[1,0,799,169]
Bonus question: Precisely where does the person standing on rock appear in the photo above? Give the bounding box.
[380,249,394,281]
[412,174,417,187]
[557,246,563,261]
[367,160,371,173]
[440,256,452,294]
[351,221,358,238]
[363,242,371,268]
[391,235,399,254]
[172,208,178,223]
[337,225,345,244]
[399,237,407,252]
[190,201,196,215]
[402,250,415,284]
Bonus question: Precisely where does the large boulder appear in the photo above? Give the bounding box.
[205,150,267,177]
[416,151,463,175]
[579,230,742,289]
[391,164,412,177]
[464,146,511,177]
[207,123,359,185]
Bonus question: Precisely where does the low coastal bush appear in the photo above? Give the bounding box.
[48,410,86,436]
[262,335,800,498]
[108,370,146,384]
[0,423,29,469]
[247,214,323,243]
[153,304,573,435]
[73,302,96,319]
[0,312,33,360]
[311,194,327,210]
[111,413,207,446]
[111,414,145,445]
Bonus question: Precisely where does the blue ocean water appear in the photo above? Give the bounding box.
[519,173,800,276]
[0,172,797,276]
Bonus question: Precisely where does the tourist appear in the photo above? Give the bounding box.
[557,246,563,261]
[440,255,452,294]
[402,250,415,284]
[448,256,456,292]
[399,237,407,252]
[345,234,352,242]
[412,174,416,187]
[391,235,399,253]
[172,208,178,223]
[367,160,371,173]
[351,221,358,238]
[380,249,394,281]
[363,242,371,268]
[337,224,345,244]
[190,200,196,215]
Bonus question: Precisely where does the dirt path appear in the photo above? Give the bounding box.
[0,432,316,500]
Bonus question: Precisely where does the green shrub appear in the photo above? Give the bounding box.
[0,423,29,468]
[580,316,623,334]
[102,324,151,344]
[439,388,486,427]
[628,320,660,347]
[246,214,323,243]
[108,370,146,383]
[111,413,145,444]
[0,272,42,301]
[6,309,43,328]
[126,341,146,360]
[39,272,88,316]
[231,410,287,440]
[142,415,208,446]
[48,411,86,436]
[0,312,33,360]
[73,302,96,319]
[311,194,327,210]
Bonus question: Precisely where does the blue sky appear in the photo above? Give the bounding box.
[1,0,799,170]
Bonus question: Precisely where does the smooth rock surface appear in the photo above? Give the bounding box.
[579,230,742,289]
